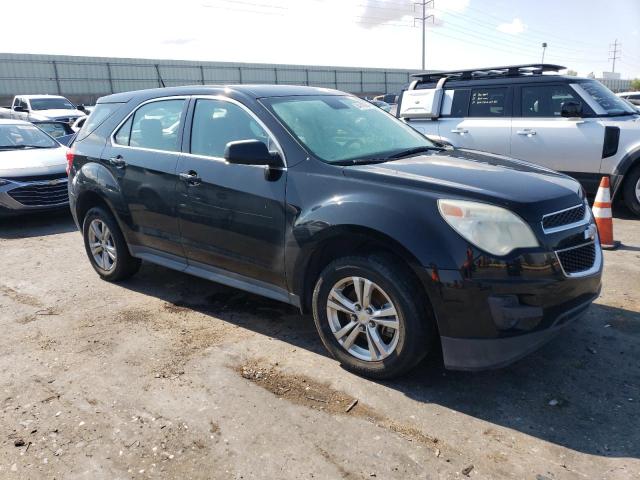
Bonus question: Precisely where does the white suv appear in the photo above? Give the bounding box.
[398,64,640,215]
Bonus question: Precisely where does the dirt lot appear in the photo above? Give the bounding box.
[0,209,638,480]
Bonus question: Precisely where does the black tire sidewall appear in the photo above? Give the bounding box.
[623,166,640,217]
[312,256,430,378]
[82,206,136,281]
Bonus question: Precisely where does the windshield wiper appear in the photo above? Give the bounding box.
[384,145,444,159]
[332,157,393,166]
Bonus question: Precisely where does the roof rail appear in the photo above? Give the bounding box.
[411,64,566,82]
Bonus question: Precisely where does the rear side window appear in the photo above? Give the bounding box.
[521,85,579,117]
[441,89,471,117]
[190,99,270,158]
[115,99,185,152]
[76,103,122,141]
[468,88,507,117]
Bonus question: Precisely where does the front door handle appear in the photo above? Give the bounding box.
[516,129,537,136]
[451,128,469,134]
[179,170,201,186]
[108,155,127,168]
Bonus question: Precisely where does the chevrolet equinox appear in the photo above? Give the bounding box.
[67,85,602,379]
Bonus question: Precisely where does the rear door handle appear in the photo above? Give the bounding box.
[516,129,537,136]
[108,155,127,168]
[179,170,201,186]
[451,128,469,134]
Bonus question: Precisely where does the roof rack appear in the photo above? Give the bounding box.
[411,64,566,82]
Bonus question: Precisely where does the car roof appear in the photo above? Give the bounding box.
[0,119,30,125]
[20,95,69,100]
[97,84,346,104]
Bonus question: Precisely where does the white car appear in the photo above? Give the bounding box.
[0,119,69,215]
[617,91,640,106]
[398,64,640,215]
[0,95,86,125]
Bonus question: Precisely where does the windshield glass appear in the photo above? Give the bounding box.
[29,98,76,111]
[0,124,58,149]
[579,81,636,115]
[263,95,433,163]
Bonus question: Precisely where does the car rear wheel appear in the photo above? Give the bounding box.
[82,206,141,281]
[312,254,434,379]
[623,165,640,217]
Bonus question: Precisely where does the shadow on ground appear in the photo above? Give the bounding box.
[118,263,640,460]
[0,209,76,239]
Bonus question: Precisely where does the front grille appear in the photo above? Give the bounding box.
[4,172,67,182]
[543,204,586,231]
[8,181,69,206]
[557,242,596,275]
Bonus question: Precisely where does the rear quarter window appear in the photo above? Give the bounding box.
[76,103,123,141]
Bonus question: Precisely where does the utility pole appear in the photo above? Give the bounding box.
[609,39,621,73]
[414,0,435,71]
[541,42,547,64]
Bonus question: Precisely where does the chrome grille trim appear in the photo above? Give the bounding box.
[542,203,590,234]
[554,240,602,278]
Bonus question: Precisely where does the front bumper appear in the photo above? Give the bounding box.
[440,290,598,370]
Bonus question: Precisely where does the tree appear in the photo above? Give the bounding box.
[631,79,640,91]
[566,69,578,76]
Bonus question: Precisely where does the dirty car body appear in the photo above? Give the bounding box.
[67,85,602,376]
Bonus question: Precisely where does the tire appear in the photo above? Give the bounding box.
[622,165,640,217]
[82,206,141,281]
[312,254,434,379]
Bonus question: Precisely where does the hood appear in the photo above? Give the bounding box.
[34,109,85,120]
[342,148,582,215]
[0,146,67,178]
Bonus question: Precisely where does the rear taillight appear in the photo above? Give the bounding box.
[66,148,75,175]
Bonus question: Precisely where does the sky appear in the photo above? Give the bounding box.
[1,0,639,78]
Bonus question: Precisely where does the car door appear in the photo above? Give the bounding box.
[437,86,512,155]
[176,96,287,289]
[511,83,604,177]
[101,97,187,258]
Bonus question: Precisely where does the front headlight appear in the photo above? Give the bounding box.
[438,199,539,256]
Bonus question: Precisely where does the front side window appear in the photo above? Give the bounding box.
[263,95,433,163]
[0,124,58,149]
[29,98,75,111]
[115,99,185,152]
[190,99,271,158]
[521,85,579,117]
[468,88,507,117]
[577,81,635,115]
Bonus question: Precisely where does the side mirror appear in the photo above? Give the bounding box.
[77,104,86,112]
[224,139,281,167]
[561,101,583,118]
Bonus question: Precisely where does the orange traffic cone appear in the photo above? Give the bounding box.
[592,176,620,250]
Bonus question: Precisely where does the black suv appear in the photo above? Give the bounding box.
[68,85,602,379]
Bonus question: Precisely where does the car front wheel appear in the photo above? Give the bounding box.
[82,206,141,281]
[622,165,640,217]
[312,254,434,379]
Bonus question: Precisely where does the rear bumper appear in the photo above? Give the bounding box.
[440,292,597,370]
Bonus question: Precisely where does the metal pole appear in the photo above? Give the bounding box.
[238,67,243,84]
[305,69,309,86]
[384,71,388,94]
[541,42,547,64]
[334,70,338,89]
[52,61,62,94]
[200,65,205,85]
[360,71,364,93]
[421,1,426,70]
[274,68,278,85]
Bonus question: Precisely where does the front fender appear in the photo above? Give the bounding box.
[286,191,459,298]
[612,143,640,197]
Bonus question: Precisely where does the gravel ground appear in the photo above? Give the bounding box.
[0,208,638,479]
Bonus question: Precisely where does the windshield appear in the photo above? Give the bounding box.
[578,81,636,115]
[262,95,434,163]
[0,124,58,149]
[29,98,76,111]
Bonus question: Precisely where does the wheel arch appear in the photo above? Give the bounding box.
[293,225,433,316]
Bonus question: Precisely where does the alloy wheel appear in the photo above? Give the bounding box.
[326,276,400,361]
[88,219,117,271]
[635,176,640,204]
